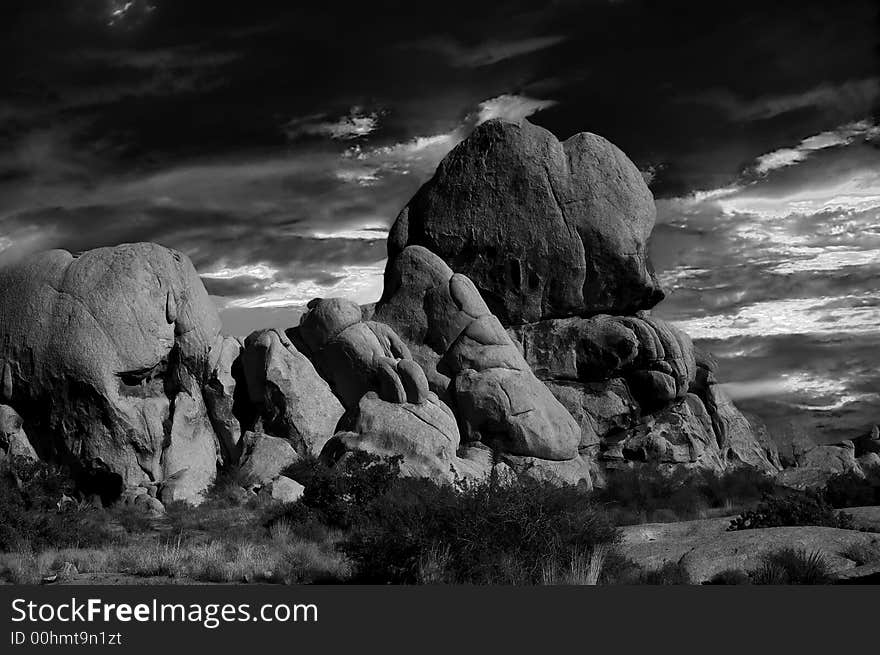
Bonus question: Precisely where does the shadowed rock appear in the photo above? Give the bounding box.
[388,118,663,325]
[240,328,344,456]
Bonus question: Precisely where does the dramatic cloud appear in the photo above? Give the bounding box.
[751,120,880,175]
[2,0,878,440]
[652,127,880,441]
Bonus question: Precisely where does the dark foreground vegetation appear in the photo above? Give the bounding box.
[1,454,878,585]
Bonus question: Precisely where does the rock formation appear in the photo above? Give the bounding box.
[0,243,223,503]
[0,118,795,504]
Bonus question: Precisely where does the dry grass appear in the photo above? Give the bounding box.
[108,529,350,584]
[0,542,115,584]
[541,545,608,586]
[417,544,454,584]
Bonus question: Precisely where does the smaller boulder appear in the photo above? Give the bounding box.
[261,476,305,504]
[0,404,37,462]
[238,431,300,488]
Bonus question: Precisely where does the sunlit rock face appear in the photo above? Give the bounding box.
[0,243,222,502]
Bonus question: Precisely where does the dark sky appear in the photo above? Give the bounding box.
[1,0,878,441]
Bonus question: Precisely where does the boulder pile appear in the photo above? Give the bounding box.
[0,118,785,505]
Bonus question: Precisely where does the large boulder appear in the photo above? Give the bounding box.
[0,243,222,502]
[240,329,345,456]
[373,246,581,463]
[387,118,663,325]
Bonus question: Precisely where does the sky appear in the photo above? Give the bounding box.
[1,0,878,442]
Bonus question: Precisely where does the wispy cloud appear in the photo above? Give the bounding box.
[687,78,880,122]
[285,107,382,141]
[410,34,567,67]
[752,120,879,175]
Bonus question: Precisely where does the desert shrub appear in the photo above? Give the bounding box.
[107,504,154,534]
[597,551,644,584]
[638,560,692,585]
[268,452,402,530]
[823,471,880,509]
[749,548,833,585]
[840,541,880,566]
[202,467,254,507]
[597,466,774,524]
[0,460,114,551]
[340,476,619,584]
[704,569,751,585]
[728,493,854,531]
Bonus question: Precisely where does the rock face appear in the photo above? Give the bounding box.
[0,243,222,502]
[241,329,344,456]
[775,440,866,490]
[204,335,246,463]
[510,318,779,480]
[373,246,581,463]
[290,298,413,410]
[295,249,584,485]
[387,118,663,325]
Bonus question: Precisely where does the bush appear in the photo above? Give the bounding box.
[0,459,114,551]
[728,493,854,531]
[704,569,751,585]
[840,541,880,566]
[749,548,833,585]
[823,471,880,509]
[638,560,692,585]
[268,452,401,530]
[597,466,775,524]
[340,476,620,584]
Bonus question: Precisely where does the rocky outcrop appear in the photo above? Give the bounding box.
[0,243,222,503]
[0,118,792,500]
[509,317,778,480]
[294,248,584,485]
[387,119,663,325]
[373,246,581,463]
[775,440,866,490]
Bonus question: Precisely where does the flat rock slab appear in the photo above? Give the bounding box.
[619,517,880,582]
[844,506,880,532]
